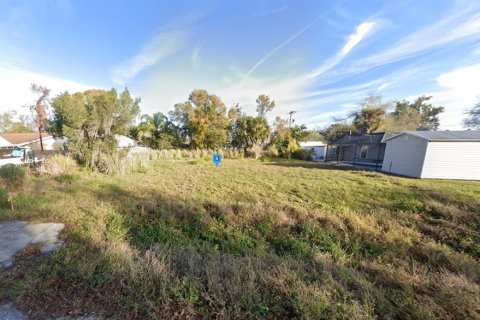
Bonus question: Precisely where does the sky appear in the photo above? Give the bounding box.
[1,0,480,130]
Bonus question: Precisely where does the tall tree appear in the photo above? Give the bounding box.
[270,117,307,158]
[0,111,32,133]
[231,116,270,154]
[30,84,50,151]
[351,93,389,134]
[170,89,229,149]
[256,94,275,117]
[392,96,444,130]
[384,108,423,132]
[463,100,480,129]
[51,88,140,171]
[319,123,357,143]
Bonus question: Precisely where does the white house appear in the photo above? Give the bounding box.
[115,134,136,148]
[382,131,480,180]
[0,133,64,151]
[299,141,326,161]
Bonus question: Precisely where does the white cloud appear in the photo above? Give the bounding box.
[111,28,189,85]
[428,63,480,129]
[307,21,376,79]
[191,46,201,68]
[0,64,94,114]
[111,14,204,85]
[352,3,480,72]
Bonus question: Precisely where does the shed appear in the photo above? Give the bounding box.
[299,141,326,161]
[382,131,480,180]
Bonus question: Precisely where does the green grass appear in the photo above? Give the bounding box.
[1,158,479,319]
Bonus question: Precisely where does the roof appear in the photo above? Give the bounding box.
[332,133,386,145]
[300,141,325,147]
[115,134,136,148]
[0,133,52,146]
[0,136,13,148]
[383,130,480,142]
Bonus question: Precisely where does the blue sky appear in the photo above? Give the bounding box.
[1,0,480,129]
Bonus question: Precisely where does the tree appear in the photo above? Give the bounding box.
[270,117,308,158]
[351,93,388,134]
[256,94,275,117]
[0,111,34,134]
[463,100,480,129]
[51,88,140,171]
[300,130,324,142]
[170,89,229,149]
[320,123,357,143]
[392,96,444,130]
[133,112,181,149]
[30,84,50,151]
[231,116,270,154]
[384,108,423,132]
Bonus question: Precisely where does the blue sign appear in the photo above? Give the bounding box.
[212,153,222,167]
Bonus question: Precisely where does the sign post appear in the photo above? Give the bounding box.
[212,153,222,167]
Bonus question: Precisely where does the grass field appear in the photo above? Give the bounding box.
[1,158,479,319]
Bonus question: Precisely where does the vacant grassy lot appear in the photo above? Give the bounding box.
[1,158,479,319]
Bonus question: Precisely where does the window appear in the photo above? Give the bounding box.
[360,146,368,159]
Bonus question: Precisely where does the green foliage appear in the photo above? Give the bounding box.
[0,164,26,192]
[131,112,181,149]
[392,95,445,131]
[231,116,270,154]
[351,93,389,134]
[170,89,229,149]
[463,100,480,129]
[256,94,275,117]
[270,117,309,158]
[291,148,313,161]
[0,164,26,210]
[0,111,34,134]
[51,88,140,172]
[320,123,357,143]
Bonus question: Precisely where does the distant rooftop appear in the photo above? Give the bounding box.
[300,141,325,147]
[384,130,480,142]
[0,133,52,146]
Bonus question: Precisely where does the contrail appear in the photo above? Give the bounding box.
[239,15,323,85]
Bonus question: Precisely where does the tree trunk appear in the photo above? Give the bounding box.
[39,127,44,151]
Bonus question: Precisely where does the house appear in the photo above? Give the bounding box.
[115,135,136,148]
[299,141,326,161]
[382,131,480,180]
[325,133,393,168]
[0,133,64,151]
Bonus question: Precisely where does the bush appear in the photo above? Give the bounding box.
[40,155,79,176]
[291,148,313,161]
[0,164,26,210]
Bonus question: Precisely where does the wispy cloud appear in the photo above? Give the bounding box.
[111,14,202,85]
[191,45,201,68]
[351,3,480,72]
[306,21,376,79]
[240,16,323,84]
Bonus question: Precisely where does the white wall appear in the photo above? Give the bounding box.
[302,146,325,161]
[421,142,480,180]
[382,134,428,177]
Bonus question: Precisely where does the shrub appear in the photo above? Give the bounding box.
[292,148,313,161]
[40,155,79,176]
[0,164,26,210]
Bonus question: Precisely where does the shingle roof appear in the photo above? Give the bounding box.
[0,133,52,145]
[383,131,480,142]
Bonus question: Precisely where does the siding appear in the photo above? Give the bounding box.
[382,134,428,177]
[421,142,480,180]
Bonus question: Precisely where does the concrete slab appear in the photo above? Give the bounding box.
[0,221,64,268]
[0,303,26,320]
